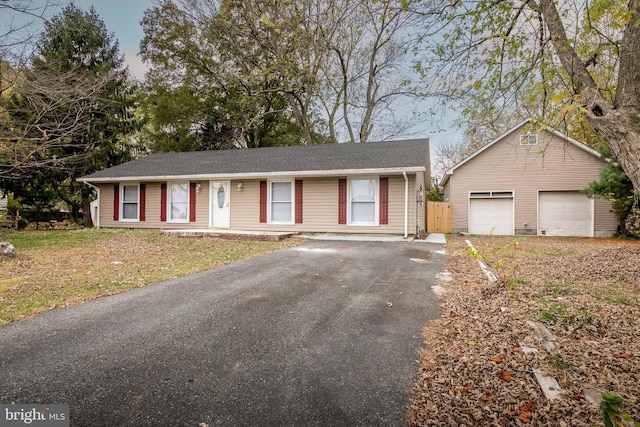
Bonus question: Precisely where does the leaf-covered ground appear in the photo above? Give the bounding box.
[0,229,301,326]
[408,236,640,426]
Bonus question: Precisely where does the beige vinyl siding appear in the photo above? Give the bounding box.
[446,126,616,236]
[98,181,210,229]
[230,175,415,234]
[594,198,618,237]
[443,181,451,204]
[195,181,210,226]
[99,184,116,227]
[97,175,419,235]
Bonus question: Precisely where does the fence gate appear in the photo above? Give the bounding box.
[427,201,452,233]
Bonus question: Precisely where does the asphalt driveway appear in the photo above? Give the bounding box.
[0,239,445,426]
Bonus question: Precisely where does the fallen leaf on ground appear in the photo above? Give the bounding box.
[620,353,630,359]
[515,401,535,423]
[407,236,640,426]
[490,356,503,363]
[498,371,512,382]
[481,391,494,407]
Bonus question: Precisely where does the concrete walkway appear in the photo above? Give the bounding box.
[161,229,448,244]
[161,229,297,241]
[425,233,447,244]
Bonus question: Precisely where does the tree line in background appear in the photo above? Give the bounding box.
[1,0,639,233]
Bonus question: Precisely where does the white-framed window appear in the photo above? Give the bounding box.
[469,190,514,198]
[519,133,538,145]
[349,177,378,225]
[120,183,139,221]
[269,180,294,224]
[168,182,189,223]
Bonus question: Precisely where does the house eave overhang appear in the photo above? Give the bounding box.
[440,170,453,187]
[77,166,426,184]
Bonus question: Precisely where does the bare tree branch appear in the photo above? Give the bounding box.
[1,66,118,179]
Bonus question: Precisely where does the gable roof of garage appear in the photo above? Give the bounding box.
[441,119,603,186]
[79,139,429,183]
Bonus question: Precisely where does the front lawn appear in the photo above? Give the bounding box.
[0,228,300,326]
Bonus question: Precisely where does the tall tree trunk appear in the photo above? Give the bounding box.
[539,0,640,191]
[586,100,640,192]
[335,48,356,143]
[285,92,314,145]
[360,63,378,142]
[81,186,93,228]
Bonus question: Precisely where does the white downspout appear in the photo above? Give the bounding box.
[83,182,100,229]
[403,172,408,238]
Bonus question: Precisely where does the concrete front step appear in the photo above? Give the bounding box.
[161,229,299,242]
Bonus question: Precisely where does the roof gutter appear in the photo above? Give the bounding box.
[77,166,427,184]
[403,171,409,238]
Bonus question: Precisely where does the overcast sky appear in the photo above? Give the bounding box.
[74,0,152,80]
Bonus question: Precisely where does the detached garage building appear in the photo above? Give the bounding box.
[442,120,617,237]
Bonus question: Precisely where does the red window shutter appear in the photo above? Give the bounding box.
[295,180,303,224]
[139,184,146,222]
[160,183,167,222]
[380,177,389,225]
[338,178,347,224]
[259,181,267,223]
[189,182,197,222]
[113,184,119,221]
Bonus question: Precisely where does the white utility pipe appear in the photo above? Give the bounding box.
[403,172,408,238]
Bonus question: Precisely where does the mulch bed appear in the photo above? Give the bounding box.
[407,236,640,426]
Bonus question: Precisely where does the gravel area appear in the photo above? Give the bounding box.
[408,236,640,426]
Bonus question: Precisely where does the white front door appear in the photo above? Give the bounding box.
[210,181,230,228]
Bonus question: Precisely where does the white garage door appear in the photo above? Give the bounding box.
[538,191,593,237]
[469,196,514,235]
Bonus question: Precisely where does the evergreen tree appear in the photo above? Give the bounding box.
[29,4,137,226]
[583,146,638,236]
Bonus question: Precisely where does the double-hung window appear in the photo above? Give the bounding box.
[120,184,139,221]
[270,181,293,223]
[350,178,378,225]
[169,182,189,222]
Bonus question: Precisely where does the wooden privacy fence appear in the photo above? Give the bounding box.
[427,201,452,233]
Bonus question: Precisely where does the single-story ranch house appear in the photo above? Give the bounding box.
[78,139,430,237]
[442,120,617,237]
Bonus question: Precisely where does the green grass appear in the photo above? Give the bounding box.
[543,280,581,296]
[545,353,569,370]
[2,227,156,249]
[0,229,299,325]
[599,294,638,305]
[543,280,638,306]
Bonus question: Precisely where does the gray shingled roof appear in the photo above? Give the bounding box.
[79,139,429,182]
